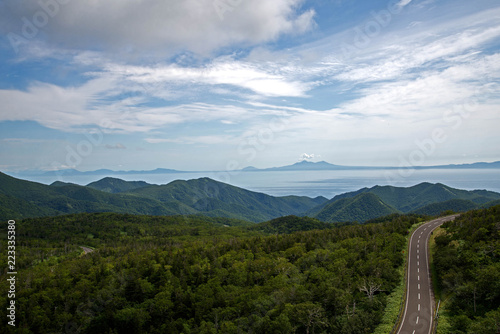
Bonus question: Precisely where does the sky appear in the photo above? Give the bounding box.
[0,0,499,172]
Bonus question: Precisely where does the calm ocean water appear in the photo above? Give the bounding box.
[22,168,500,199]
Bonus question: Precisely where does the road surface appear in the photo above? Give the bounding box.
[80,246,94,254]
[397,215,459,334]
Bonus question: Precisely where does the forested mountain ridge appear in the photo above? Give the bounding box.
[124,177,327,221]
[310,192,399,223]
[86,177,152,193]
[2,171,500,223]
[307,183,500,223]
[0,172,327,222]
[329,182,500,211]
[0,171,186,219]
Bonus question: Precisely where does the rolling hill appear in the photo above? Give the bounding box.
[123,177,328,222]
[0,173,327,222]
[2,171,500,224]
[87,177,151,193]
[249,215,335,234]
[311,193,399,223]
[307,183,500,223]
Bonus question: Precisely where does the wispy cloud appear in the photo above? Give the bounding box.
[105,60,311,97]
[397,0,413,8]
[105,143,126,150]
[145,135,235,145]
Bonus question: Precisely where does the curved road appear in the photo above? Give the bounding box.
[397,215,459,334]
[80,246,94,254]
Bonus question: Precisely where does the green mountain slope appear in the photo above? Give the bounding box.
[0,193,61,219]
[328,182,500,212]
[412,198,479,215]
[0,172,182,220]
[249,215,334,234]
[87,177,151,193]
[312,193,399,223]
[0,173,327,222]
[125,177,328,222]
[307,183,500,223]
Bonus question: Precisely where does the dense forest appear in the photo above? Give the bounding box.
[433,206,500,333]
[0,213,419,333]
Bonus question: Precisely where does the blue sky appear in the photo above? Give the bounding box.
[0,0,499,172]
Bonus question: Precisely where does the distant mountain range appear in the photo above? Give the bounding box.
[1,172,500,223]
[244,160,500,171]
[9,160,500,178]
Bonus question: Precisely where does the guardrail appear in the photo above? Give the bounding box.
[431,299,441,334]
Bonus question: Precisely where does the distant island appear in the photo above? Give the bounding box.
[9,160,500,178]
[242,160,500,171]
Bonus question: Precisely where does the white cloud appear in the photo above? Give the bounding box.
[300,153,317,161]
[105,143,126,150]
[145,135,235,145]
[1,0,315,56]
[0,75,260,133]
[333,21,500,83]
[1,1,499,169]
[397,0,413,8]
[105,60,311,97]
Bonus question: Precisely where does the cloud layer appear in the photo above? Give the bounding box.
[0,0,499,170]
[2,0,315,56]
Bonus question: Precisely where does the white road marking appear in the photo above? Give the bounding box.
[418,275,420,281]
[418,268,419,273]
[418,293,421,299]
[416,316,419,324]
[418,304,420,311]
[418,284,420,289]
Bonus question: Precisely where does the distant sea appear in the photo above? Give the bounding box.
[21,168,500,199]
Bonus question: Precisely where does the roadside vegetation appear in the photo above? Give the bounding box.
[432,206,500,334]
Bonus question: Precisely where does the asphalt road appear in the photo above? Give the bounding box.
[397,215,459,334]
[80,246,94,254]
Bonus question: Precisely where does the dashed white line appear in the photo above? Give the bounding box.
[418,284,420,289]
[418,275,420,281]
[418,293,421,299]
[418,304,421,311]
[416,316,419,324]
[418,268,420,273]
